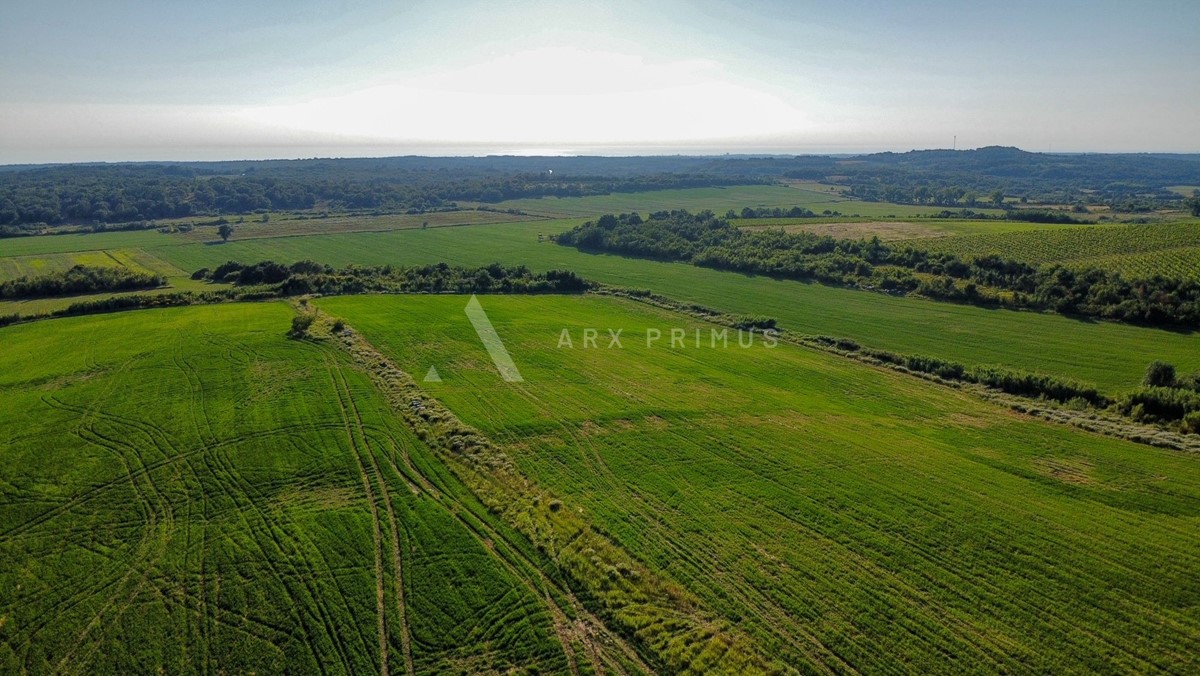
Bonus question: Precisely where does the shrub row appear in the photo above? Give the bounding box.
[558,210,1200,327]
[0,265,164,299]
[195,260,591,296]
[829,343,1107,406]
[1120,387,1200,428]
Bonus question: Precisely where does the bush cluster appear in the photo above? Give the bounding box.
[1116,361,1200,430]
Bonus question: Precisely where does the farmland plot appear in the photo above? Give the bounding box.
[911,221,1200,279]
[0,303,589,674]
[323,293,1200,674]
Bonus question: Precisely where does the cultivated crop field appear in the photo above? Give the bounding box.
[736,218,1066,241]
[1065,247,1200,281]
[5,214,1198,390]
[488,184,952,219]
[0,248,184,283]
[910,221,1200,279]
[0,303,636,674]
[321,293,1200,673]
[134,219,1200,391]
[169,209,538,243]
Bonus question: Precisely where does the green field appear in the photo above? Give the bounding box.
[488,184,975,219]
[3,189,1200,673]
[911,221,1200,279]
[4,214,1198,390]
[0,230,169,258]
[321,293,1200,673]
[114,219,1199,392]
[0,251,132,279]
[0,303,645,673]
[170,210,537,243]
[738,218,1072,241]
[0,248,186,281]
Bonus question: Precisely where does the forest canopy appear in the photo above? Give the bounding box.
[4,148,1200,230]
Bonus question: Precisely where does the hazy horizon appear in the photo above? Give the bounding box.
[8,142,1200,168]
[3,0,1198,164]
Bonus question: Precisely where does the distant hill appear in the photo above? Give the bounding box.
[847,146,1200,183]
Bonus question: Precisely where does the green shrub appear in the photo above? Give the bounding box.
[1182,411,1200,434]
[968,365,1105,406]
[289,314,315,338]
[732,315,777,330]
[1120,386,1200,423]
[1144,361,1177,388]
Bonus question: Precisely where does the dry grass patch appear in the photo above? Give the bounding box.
[1033,457,1095,485]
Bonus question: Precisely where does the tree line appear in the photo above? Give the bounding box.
[726,206,819,219]
[556,210,1200,327]
[729,205,1088,224]
[192,260,590,296]
[928,208,1089,224]
[0,265,164,299]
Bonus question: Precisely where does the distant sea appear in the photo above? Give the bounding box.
[5,143,893,165]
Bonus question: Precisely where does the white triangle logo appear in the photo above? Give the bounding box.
[423,365,442,382]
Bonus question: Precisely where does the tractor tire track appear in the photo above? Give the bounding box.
[329,334,655,675]
[323,353,404,676]
[329,361,417,676]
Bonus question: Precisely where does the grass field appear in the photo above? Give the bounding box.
[172,210,537,243]
[0,251,134,279]
[0,248,188,281]
[488,184,977,219]
[4,209,1199,391]
[321,293,1200,673]
[0,230,168,258]
[130,220,1200,391]
[910,221,1200,279]
[3,190,1200,673]
[0,302,640,673]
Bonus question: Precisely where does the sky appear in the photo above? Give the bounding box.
[1,0,1198,163]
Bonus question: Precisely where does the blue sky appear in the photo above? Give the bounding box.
[2,0,1197,162]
